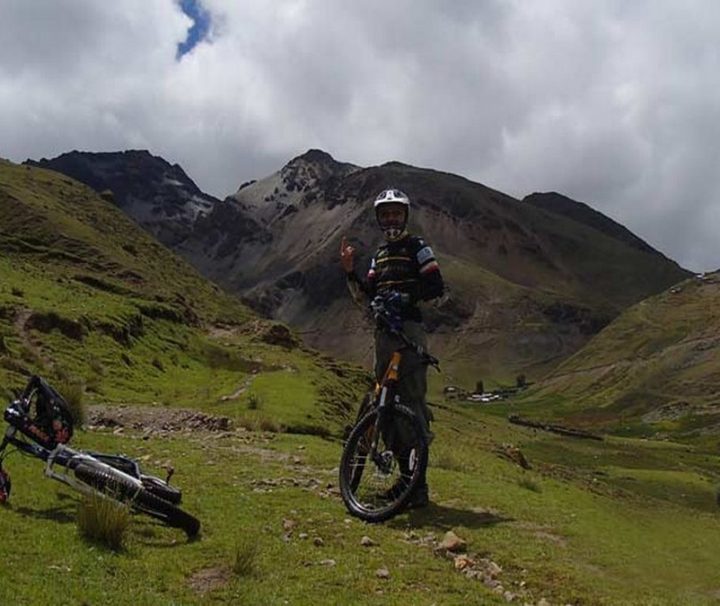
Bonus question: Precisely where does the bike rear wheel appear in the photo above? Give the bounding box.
[141,476,182,505]
[74,462,200,537]
[339,404,428,523]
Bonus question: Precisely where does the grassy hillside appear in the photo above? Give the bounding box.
[509,271,720,445]
[3,401,720,604]
[0,159,367,433]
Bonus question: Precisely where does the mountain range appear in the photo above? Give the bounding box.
[28,149,690,387]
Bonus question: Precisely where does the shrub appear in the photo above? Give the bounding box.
[517,476,542,493]
[433,450,468,472]
[284,423,333,438]
[236,415,282,433]
[18,344,43,368]
[88,356,106,376]
[55,376,86,428]
[232,536,259,577]
[77,494,130,551]
[258,417,281,433]
[247,393,262,410]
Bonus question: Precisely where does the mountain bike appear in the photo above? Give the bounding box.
[339,298,439,523]
[0,376,200,538]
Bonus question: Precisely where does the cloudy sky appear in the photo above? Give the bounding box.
[1,1,719,271]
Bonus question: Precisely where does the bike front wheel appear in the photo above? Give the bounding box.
[339,404,428,523]
[74,462,200,537]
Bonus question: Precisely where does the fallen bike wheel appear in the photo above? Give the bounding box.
[339,404,428,523]
[74,462,200,538]
[140,476,182,505]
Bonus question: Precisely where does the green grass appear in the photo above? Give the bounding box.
[3,404,720,604]
[77,493,131,551]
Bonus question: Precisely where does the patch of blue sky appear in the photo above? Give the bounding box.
[176,0,211,59]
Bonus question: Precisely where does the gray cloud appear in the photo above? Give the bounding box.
[1,0,719,270]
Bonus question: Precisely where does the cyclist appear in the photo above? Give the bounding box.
[340,188,444,508]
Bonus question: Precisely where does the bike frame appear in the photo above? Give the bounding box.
[366,351,403,468]
[362,305,440,462]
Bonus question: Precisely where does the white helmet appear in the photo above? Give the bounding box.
[373,189,410,241]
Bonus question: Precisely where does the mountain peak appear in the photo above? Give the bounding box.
[284,149,360,173]
[291,149,337,164]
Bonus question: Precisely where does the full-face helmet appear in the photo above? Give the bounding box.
[373,189,410,241]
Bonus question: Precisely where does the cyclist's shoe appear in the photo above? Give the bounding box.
[377,482,429,509]
[377,482,406,502]
[405,484,429,509]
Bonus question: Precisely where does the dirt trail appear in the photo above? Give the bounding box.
[87,404,234,434]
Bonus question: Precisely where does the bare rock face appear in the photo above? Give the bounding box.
[26,150,220,246]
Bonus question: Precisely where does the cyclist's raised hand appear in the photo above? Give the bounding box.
[340,236,355,273]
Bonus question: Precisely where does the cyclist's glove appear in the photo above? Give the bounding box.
[383,291,411,311]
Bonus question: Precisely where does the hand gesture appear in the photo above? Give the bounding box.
[340,236,355,273]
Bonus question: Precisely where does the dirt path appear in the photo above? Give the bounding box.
[87,404,234,434]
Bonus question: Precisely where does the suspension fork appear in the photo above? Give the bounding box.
[369,351,402,458]
[369,385,389,454]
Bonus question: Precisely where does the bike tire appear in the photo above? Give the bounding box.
[141,476,182,505]
[339,404,428,523]
[74,462,200,537]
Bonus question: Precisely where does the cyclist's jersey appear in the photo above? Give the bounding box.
[348,234,444,321]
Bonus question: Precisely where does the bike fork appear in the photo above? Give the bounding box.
[369,386,390,454]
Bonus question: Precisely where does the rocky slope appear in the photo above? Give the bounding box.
[27,150,219,246]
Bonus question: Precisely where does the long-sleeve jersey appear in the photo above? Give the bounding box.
[347,234,444,321]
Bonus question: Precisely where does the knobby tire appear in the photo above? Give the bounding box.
[339,404,428,523]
